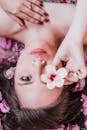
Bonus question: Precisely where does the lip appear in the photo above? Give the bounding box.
[30,48,47,55]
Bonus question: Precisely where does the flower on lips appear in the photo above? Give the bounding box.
[40,64,68,90]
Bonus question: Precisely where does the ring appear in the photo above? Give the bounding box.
[30,2,33,10]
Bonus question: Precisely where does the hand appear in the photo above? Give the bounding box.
[52,37,87,85]
[0,0,47,26]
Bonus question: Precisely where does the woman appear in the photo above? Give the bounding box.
[0,1,87,130]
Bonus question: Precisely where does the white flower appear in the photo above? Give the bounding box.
[41,64,68,90]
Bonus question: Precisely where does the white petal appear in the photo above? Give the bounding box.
[45,64,56,74]
[55,78,64,88]
[56,67,68,78]
[40,74,48,83]
[47,82,56,90]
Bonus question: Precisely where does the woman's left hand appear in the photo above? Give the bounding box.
[52,37,87,84]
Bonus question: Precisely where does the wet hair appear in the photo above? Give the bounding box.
[0,61,87,130]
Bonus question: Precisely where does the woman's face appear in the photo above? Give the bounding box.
[15,36,63,109]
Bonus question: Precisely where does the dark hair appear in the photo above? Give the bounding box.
[0,61,87,130]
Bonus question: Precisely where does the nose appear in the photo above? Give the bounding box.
[32,58,46,75]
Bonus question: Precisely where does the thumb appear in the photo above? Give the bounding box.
[52,45,67,67]
[52,53,61,67]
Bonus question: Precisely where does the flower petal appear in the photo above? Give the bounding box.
[57,67,68,78]
[45,64,56,74]
[0,100,10,113]
[47,82,56,90]
[40,74,48,83]
[55,78,64,88]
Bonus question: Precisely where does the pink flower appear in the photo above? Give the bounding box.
[0,38,11,50]
[67,124,80,130]
[41,65,67,90]
[81,94,87,116]
[73,79,85,92]
[0,99,10,113]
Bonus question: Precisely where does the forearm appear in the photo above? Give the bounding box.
[44,3,75,36]
[65,0,87,44]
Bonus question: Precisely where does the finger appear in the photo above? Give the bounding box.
[27,0,43,8]
[7,12,25,26]
[78,67,87,79]
[19,4,44,23]
[18,10,43,24]
[66,72,79,82]
[22,0,45,16]
[64,79,73,85]
[15,11,39,24]
[52,46,67,67]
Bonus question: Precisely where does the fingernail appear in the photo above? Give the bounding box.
[19,19,25,26]
[44,18,50,23]
[44,12,49,16]
[40,3,44,6]
[38,21,43,25]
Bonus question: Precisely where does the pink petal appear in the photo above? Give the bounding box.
[40,74,48,83]
[82,94,87,101]
[47,82,56,90]
[57,68,68,78]
[73,79,85,92]
[67,124,80,130]
[0,100,10,113]
[55,78,64,88]
[84,119,87,128]
[45,64,56,74]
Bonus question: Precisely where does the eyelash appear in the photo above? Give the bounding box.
[20,75,32,82]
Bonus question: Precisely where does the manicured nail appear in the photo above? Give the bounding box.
[44,12,49,16]
[19,18,25,26]
[44,18,50,23]
[40,3,44,6]
[38,21,43,25]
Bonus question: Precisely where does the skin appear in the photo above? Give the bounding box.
[0,0,46,25]
[52,0,87,81]
[0,3,87,109]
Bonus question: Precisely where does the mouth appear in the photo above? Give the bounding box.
[30,48,47,55]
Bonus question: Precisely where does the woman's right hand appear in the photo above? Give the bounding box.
[0,0,48,26]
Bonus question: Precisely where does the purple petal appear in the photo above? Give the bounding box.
[73,79,85,92]
[0,100,10,113]
[84,119,87,128]
[67,124,80,130]
[0,38,11,50]
[82,94,87,101]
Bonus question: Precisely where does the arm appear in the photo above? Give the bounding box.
[0,2,87,44]
[61,0,87,45]
[52,0,87,83]
[0,3,75,38]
